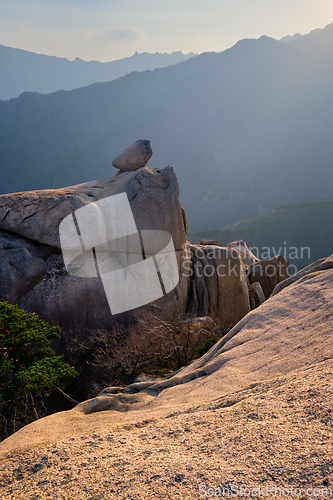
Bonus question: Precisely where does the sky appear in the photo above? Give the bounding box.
[1,0,333,62]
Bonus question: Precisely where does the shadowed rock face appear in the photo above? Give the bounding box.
[186,244,251,332]
[247,255,290,299]
[0,230,53,303]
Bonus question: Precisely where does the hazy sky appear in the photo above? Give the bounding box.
[1,0,333,61]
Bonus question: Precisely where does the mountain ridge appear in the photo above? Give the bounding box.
[0,46,196,100]
[0,26,332,232]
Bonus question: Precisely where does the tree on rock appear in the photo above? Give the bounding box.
[0,302,78,432]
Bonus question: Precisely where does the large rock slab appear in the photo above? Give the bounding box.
[1,360,332,497]
[0,166,192,330]
[1,256,332,458]
[0,166,187,251]
[120,261,333,405]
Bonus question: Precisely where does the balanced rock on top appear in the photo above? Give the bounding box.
[112,139,153,171]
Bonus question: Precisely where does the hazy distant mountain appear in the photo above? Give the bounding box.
[0,24,333,232]
[286,23,333,59]
[280,26,323,44]
[0,47,196,100]
[280,33,302,43]
[188,200,333,271]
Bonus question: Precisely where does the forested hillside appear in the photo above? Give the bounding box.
[188,201,333,270]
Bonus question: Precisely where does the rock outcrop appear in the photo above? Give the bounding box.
[0,160,291,335]
[271,253,333,296]
[0,164,259,334]
[226,239,260,267]
[0,166,190,332]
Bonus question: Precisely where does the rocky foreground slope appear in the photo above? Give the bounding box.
[0,254,332,499]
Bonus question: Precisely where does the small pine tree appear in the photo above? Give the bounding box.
[0,302,78,419]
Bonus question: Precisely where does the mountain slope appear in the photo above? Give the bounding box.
[0,26,333,231]
[0,47,195,100]
[188,201,333,271]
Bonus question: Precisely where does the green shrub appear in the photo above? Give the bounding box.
[0,302,77,405]
[195,335,220,356]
